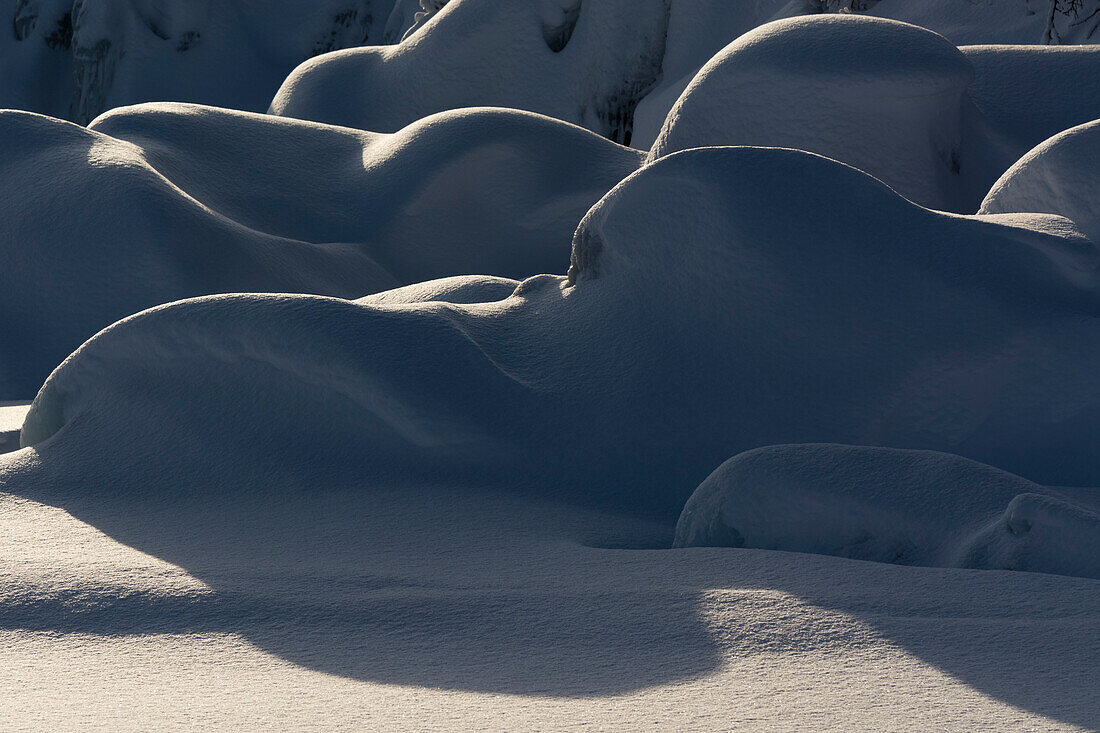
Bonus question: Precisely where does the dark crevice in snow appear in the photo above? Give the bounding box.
[43,11,72,51]
[542,1,581,53]
[12,0,37,41]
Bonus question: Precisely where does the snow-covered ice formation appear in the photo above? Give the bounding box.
[675,444,1100,579]
[0,104,638,396]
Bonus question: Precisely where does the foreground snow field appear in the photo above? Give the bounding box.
[2,2,1100,730]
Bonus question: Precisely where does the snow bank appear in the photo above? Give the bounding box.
[17,147,1100,519]
[0,105,638,397]
[649,15,972,210]
[981,120,1100,245]
[0,0,405,123]
[271,0,673,144]
[675,444,1100,579]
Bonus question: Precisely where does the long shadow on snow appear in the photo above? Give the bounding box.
[6,442,1098,727]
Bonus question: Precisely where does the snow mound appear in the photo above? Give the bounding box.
[980,120,1100,244]
[650,16,972,210]
[0,105,638,397]
[271,0,673,145]
[16,147,1100,519]
[674,444,1100,579]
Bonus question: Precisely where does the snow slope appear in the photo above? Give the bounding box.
[16,147,1100,520]
[0,105,638,397]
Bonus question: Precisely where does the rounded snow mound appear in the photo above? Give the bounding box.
[650,15,972,210]
[271,0,673,144]
[16,147,1100,518]
[674,444,1100,579]
[0,104,637,397]
[980,120,1100,245]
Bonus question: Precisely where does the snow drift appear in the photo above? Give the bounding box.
[675,444,1100,579]
[0,104,638,397]
[14,147,1100,528]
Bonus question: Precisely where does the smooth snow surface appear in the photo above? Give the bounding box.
[0,477,1096,730]
[0,104,638,396]
[676,444,1100,579]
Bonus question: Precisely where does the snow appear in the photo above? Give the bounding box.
[271,0,674,144]
[0,104,637,396]
[0,478,1096,730]
[649,16,974,210]
[0,403,31,455]
[675,444,1100,579]
[982,119,1100,244]
[2,1,1100,729]
[17,147,1100,518]
[0,0,407,123]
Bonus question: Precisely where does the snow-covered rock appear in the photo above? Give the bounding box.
[16,147,1100,520]
[674,444,1100,579]
[0,105,639,396]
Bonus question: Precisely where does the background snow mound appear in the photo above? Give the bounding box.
[674,444,1100,579]
[18,146,1100,517]
[980,120,1100,245]
[649,15,972,210]
[0,104,638,397]
[271,0,673,145]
